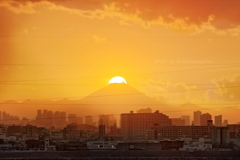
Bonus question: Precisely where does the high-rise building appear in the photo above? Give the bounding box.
[121,110,171,140]
[46,110,53,127]
[36,110,42,126]
[53,111,67,129]
[171,118,185,126]
[6,125,21,136]
[54,111,66,128]
[68,114,77,124]
[227,124,240,138]
[215,115,222,127]
[77,117,83,124]
[200,113,212,126]
[85,116,93,125]
[137,108,152,113]
[99,125,105,137]
[21,117,29,126]
[193,110,201,126]
[60,112,67,125]
[42,110,48,126]
[109,115,117,127]
[2,111,20,125]
[0,125,6,136]
[37,110,42,118]
[181,115,190,126]
[22,125,38,137]
[99,115,109,126]
[53,111,60,127]
[207,120,213,126]
[212,127,229,145]
[110,123,119,135]
[98,115,116,133]
[223,119,228,126]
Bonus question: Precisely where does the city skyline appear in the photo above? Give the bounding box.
[1,101,240,155]
[0,107,237,127]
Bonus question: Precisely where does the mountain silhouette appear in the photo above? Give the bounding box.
[80,83,160,105]
[78,83,163,115]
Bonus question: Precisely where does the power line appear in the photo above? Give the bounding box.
[0,85,240,102]
[0,65,239,83]
[1,83,240,86]
[0,102,239,106]
[0,63,240,67]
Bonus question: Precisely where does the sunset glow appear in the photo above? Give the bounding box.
[0,0,239,124]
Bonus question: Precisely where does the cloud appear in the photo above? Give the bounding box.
[141,75,240,106]
[209,74,240,102]
[0,0,37,14]
[1,0,240,32]
[140,79,203,104]
[92,35,107,44]
[48,0,240,31]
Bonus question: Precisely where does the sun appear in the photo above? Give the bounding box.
[109,76,127,84]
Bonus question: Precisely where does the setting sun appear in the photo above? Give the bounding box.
[109,76,127,84]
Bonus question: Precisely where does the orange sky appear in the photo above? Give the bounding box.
[0,0,240,120]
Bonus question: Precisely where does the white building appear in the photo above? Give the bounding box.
[87,141,118,150]
[212,127,229,145]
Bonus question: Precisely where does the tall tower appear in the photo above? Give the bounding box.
[200,113,212,126]
[181,115,190,126]
[68,114,77,124]
[60,112,67,126]
[215,115,222,127]
[36,110,42,126]
[193,111,201,126]
[99,119,105,137]
[85,116,93,125]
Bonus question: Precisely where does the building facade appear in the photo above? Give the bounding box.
[171,118,185,126]
[85,116,93,125]
[200,113,212,126]
[181,115,190,126]
[215,115,222,127]
[148,125,214,140]
[193,111,201,126]
[212,127,229,146]
[121,110,171,140]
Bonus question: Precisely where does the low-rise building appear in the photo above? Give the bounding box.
[160,140,184,150]
[148,125,214,140]
[117,142,161,150]
[87,141,117,150]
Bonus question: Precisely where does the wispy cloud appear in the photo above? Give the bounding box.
[141,75,240,105]
[209,74,240,102]
[1,0,239,34]
[92,35,107,44]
